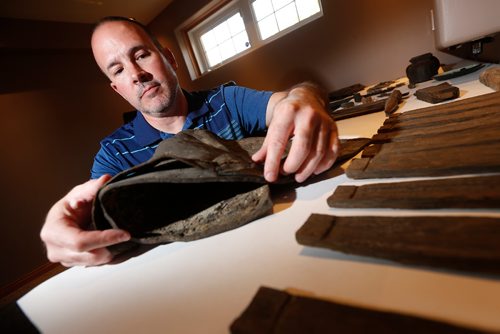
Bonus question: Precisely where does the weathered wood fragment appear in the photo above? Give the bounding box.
[328,83,365,101]
[383,91,500,125]
[231,286,486,334]
[328,175,500,209]
[384,89,402,115]
[415,82,459,103]
[347,129,500,178]
[346,91,500,179]
[296,214,500,274]
[330,98,386,120]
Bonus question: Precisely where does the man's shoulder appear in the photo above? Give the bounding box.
[99,121,136,146]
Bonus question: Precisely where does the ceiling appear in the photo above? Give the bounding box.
[0,0,175,24]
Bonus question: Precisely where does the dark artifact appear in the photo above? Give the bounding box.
[330,98,386,120]
[296,214,500,274]
[92,130,370,245]
[479,66,500,91]
[383,89,402,115]
[346,92,500,179]
[231,286,485,334]
[366,80,395,93]
[328,83,365,101]
[328,84,365,111]
[415,82,460,104]
[328,175,500,209]
[433,63,484,81]
[406,53,440,84]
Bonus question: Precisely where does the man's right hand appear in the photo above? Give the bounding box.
[40,175,131,267]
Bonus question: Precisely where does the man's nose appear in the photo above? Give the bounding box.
[130,64,151,83]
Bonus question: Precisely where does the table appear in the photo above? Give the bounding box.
[18,66,500,333]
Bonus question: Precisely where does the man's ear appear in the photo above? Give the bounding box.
[162,47,178,71]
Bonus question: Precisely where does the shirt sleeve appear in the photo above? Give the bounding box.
[90,144,124,179]
[222,85,272,135]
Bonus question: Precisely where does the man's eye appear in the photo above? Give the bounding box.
[113,68,123,76]
[137,52,150,60]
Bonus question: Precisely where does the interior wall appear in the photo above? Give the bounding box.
[0,18,131,288]
[149,0,461,92]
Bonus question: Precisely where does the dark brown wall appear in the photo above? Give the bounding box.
[0,18,131,288]
[149,0,460,92]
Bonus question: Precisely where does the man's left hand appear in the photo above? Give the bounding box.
[252,83,340,183]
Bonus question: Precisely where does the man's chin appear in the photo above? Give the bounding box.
[141,104,174,118]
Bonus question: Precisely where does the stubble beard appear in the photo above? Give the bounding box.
[140,81,179,118]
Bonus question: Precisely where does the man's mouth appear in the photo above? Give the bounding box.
[140,84,159,98]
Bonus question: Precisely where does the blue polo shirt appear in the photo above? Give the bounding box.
[90,84,272,179]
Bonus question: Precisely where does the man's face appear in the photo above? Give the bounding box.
[91,21,179,117]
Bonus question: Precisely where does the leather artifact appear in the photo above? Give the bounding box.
[92,129,370,246]
[92,129,274,245]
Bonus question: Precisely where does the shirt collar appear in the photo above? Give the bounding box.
[131,89,215,145]
[131,111,163,146]
[182,89,214,129]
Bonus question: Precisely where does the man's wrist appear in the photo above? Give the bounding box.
[288,82,328,108]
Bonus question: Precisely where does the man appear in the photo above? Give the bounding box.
[40,17,339,267]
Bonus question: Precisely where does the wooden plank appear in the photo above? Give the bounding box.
[415,82,460,103]
[296,214,500,274]
[379,102,500,133]
[231,286,486,333]
[347,130,500,179]
[389,91,500,122]
[372,113,500,143]
[328,175,500,209]
[329,99,386,120]
[346,93,500,178]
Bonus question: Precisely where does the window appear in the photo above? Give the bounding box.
[199,12,250,68]
[176,0,322,79]
[252,0,321,40]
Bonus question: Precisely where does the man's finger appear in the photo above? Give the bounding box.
[314,133,340,174]
[293,128,326,182]
[59,248,114,267]
[60,228,130,253]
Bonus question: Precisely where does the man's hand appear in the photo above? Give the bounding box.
[40,175,130,267]
[253,83,340,183]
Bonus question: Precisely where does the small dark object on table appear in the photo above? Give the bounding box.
[415,82,459,103]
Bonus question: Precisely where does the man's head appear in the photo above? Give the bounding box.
[91,16,181,118]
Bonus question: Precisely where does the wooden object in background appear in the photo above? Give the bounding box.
[347,129,500,178]
[296,214,500,275]
[415,82,459,103]
[384,89,402,115]
[330,98,386,120]
[231,286,485,334]
[479,67,500,91]
[328,83,365,101]
[346,91,500,179]
[328,175,500,209]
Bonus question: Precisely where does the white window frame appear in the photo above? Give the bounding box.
[176,0,323,80]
